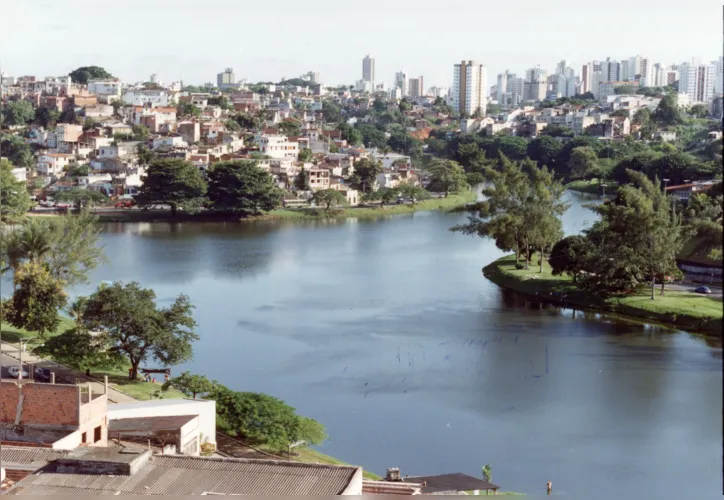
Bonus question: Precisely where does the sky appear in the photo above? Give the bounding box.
[2,0,721,89]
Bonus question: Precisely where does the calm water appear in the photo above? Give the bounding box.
[22,192,724,497]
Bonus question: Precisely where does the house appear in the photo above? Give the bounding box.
[665,181,716,203]
[7,449,364,496]
[0,379,109,450]
[178,121,201,144]
[152,134,187,150]
[380,468,500,496]
[87,79,122,103]
[131,106,177,132]
[122,89,172,107]
[259,134,299,160]
[308,167,331,190]
[36,153,75,177]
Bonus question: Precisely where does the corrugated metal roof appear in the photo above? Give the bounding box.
[8,454,360,496]
[109,415,197,433]
[0,447,68,470]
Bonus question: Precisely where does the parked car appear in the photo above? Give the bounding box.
[114,200,135,208]
[34,367,51,382]
[694,286,712,294]
[8,366,29,379]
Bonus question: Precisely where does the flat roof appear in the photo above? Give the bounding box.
[109,415,197,434]
[403,473,499,493]
[9,454,360,496]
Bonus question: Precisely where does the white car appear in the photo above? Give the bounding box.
[8,366,29,379]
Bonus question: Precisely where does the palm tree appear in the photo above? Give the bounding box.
[20,219,53,262]
[66,296,88,324]
[0,229,25,276]
[482,464,492,483]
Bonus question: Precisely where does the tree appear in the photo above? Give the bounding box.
[527,136,562,170]
[69,66,113,85]
[297,148,313,163]
[482,465,492,483]
[34,106,60,128]
[357,124,387,149]
[132,124,150,141]
[136,143,157,166]
[398,184,430,204]
[136,159,208,216]
[0,159,32,220]
[233,113,262,130]
[585,171,687,295]
[687,191,723,259]
[37,328,125,376]
[372,98,387,114]
[366,187,399,207]
[207,160,282,214]
[337,123,363,146]
[568,147,600,180]
[549,235,595,282]
[177,102,201,118]
[224,119,241,133]
[55,188,107,209]
[452,157,567,269]
[652,94,684,126]
[278,121,301,137]
[211,387,325,451]
[322,101,341,123]
[81,282,198,380]
[295,166,311,191]
[688,104,709,118]
[1,101,35,126]
[310,189,347,211]
[633,107,657,138]
[6,261,67,338]
[350,158,383,193]
[162,371,216,398]
[426,159,468,197]
[540,124,574,137]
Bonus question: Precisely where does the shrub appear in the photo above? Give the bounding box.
[514,262,525,270]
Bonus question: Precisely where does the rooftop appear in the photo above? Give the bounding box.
[402,473,500,493]
[8,454,361,496]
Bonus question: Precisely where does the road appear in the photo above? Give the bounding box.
[667,282,723,298]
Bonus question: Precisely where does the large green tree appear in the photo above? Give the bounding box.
[310,189,347,211]
[527,136,562,170]
[426,159,468,197]
[34,107,60,128]
[137,159,208,216]
[568,147,600,180]
[81,282,198,380]
[162,371,216,399]
[207,160,282,214]
[686,189,723,260]
[0,159,32,220]
[55,188,108,210]
[350,158,383,193]
[549,235,595,282]
[6,261,68,338]
[1,101,35,126]
[652,94,684,126]
[37,327,125,376]
[69,66,114,85]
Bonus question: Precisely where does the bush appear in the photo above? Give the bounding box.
[514,262,525,270]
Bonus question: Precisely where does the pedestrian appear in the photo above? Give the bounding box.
[164,373,169,383]
[546,481,552,495]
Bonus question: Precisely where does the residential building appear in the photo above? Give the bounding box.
[581,63,593,93]
[178,121,201,144]
[301,71,320,84]
[714,56,724,95]
[308,167,331,190]
[0,379,108,449]
[37,153,76,176]
[7,450,364,496]
[130,106,177,132]
[87,79,122,102]
[395,71,408,96]
[217,68,238,90]
[679,60,715,103]
[122,89,172,107]
[363,55,375,83]
[259,134,299,160]
[408,76,424,98]
[496,70,510,104]
[452,60,487,116]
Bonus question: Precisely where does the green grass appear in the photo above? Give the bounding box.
[0,316,76,344]
[294,448,381,480]
[464,491,526,496]
[565,179,618,194]
[484,254,723,334]
[268,191,477,220]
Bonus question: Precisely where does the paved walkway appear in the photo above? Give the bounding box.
[0,341,137,403]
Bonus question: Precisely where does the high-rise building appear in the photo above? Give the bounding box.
[217,68,236,89]
[496,70,510,104]
[523,66,547,101]
[556,60,570,76]
[452,60,487,115]
[362,55,375,83]
[525,65,547,83]
[395,71,408,96]
[679,60,715,102]
[581,63,593,93]
[408,76,424,98]
[605,58,620,82]
[302,71,320,84]
[713,56,723,95]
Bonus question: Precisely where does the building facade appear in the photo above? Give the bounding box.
[679,61,715,103]
[362,55,375,83]
[452,60,487,116]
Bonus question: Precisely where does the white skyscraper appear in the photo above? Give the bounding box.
[713,56,723,95]
[452,60,487,116]
[362,55,375,83]
[581,63,593,93]
[496,70,510,104]
[679,60,715,102]
[556,60,570,76]
[395,71,408,96]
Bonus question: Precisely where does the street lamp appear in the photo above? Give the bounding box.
[663,178,670,191]
[18,338,43,381]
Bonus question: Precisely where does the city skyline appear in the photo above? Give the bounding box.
[1,0,720,89]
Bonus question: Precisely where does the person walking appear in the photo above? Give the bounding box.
[546,481,552,495]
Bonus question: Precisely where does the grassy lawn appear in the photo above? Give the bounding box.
[269,191,477,220]
[565,179,618,194]
[294,448,381,480]
[0,316,76,344]
[484,254,723,334]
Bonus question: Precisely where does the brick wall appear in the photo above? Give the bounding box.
[0,382,79,427]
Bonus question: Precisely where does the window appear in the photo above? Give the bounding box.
[94,426,102,443]
[81,432,87,444]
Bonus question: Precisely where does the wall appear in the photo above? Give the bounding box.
[340,468,363,495]
[0,382,79,427]
[108,399,216,445]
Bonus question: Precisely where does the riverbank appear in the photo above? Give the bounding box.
[483,255,723,335]
[27,191,477,223]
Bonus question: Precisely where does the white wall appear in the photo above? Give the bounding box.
[107,399,216,445]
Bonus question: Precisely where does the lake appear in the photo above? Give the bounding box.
[20,191,724,497]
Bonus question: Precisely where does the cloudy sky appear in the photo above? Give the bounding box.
[2,0,721,88]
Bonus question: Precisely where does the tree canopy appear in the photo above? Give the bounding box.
[6,261,68,338]
[163,371,216,399]
[426,159,468,197]
[69,66,114,85]
[1,101,35,126]
[81,282,198,380]
[0,159,32,220]
[207,160,282,214]
[310,189,347,210]
[136,159,208,216]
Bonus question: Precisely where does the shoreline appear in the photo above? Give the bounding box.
[483,255,723,337]
[27,191,477,224]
